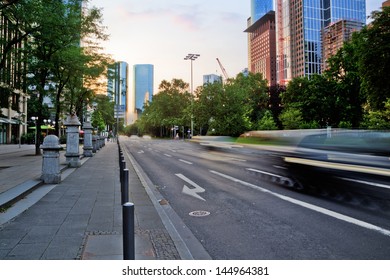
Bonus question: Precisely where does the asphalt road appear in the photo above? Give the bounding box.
[122,136,390,260]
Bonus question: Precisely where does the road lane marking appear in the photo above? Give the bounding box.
[340,177,390,190]
[176,173,206,201]
[210,170,390,237]
[164,154,172,157]
[179,159,193,165]
[229,157,247,162]
[284,157,390,177]
[247,168,284,178]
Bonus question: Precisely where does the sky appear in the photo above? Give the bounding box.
[88,0,385,93]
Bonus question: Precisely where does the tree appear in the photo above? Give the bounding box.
[25,0,108,154]
[193,81,223,135]
[279,108,303,130]
[138,79,191,137]
[0,0,41,71]
[257,110,278,130]
[361,98,390,129]
[357,7,390,110]
[269,84,285,128]
[194,72,269,136]
[91,94,114,132]
[324,38,364,128]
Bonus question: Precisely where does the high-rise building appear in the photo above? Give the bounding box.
[203,74,222,85]
[276,0,366,85]
[133,64,154,120]
[322,19,364,71]
[251,0,274,24]
[246,1,276,86]
[0,7,28,144]
[245,11,277,86]
[107,61,128,125]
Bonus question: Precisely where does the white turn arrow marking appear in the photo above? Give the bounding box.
[176,173,206,201]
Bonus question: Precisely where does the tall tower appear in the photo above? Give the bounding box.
[107,61,128,125]
[245,11,277,86]
[251,0,274,23]
[276,0,366,85]
[246,1,276,86]
[133,64,154,120]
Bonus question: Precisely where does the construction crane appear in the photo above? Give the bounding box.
[216,58,229,80]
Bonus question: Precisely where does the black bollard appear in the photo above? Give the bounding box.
[120,160,126,186]
[121,169,129,205]
[122,202,135,260]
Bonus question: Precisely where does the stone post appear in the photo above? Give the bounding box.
[64,113,81,168]
[83,119,93,157]
[96,136,101,151]
[99,135,104,149]
[40,135,62,184]
[92,135,97,153]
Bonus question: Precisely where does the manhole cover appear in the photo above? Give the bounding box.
[189,210,210,217]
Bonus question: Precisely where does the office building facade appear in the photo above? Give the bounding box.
[276,0,366,85]
[107,61,128,125]
[203,74,222,85]
[245,11,277,87]
[0,9,28,144]
[322,19,363,71]
[133,64,154,120]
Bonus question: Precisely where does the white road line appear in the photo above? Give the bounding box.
[164,154,172,157]
[210,170,390,237]
[179,159,193,165]
[247,168,284,178]
[229,158,247,162]
[340,177,390,190]
[284,157,390,177]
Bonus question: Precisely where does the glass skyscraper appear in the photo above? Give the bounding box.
[133,64,154,118]
[107,61,128,123]
[276,0,366,84]
[251,0,274,23]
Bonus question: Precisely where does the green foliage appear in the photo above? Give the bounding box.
[257,111,278,130]
[195,72,269,136]
[138,79,191,137]
[357,7,390,110]
[279,108,303,130]
[124,122,140,136]
[281,75,342,127]
[91,94,114,132]
[361,99,390,129]
[136,73,270,137]
[338,121,353,129]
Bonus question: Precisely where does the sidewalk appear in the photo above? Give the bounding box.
[0,141,181,260]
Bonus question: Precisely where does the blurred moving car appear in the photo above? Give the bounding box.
[283,130,390,201]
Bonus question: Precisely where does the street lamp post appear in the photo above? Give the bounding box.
[31,116,38,145]
[184,53,200,139]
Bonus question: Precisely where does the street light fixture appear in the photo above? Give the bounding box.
[184,53,200,138]
[43,119,52,135]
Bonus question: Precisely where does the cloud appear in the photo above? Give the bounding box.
[115,3,204,32]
